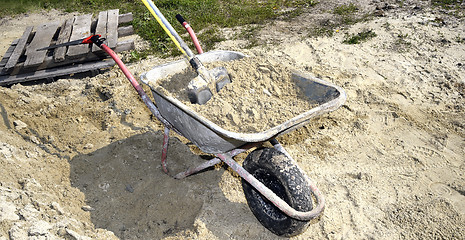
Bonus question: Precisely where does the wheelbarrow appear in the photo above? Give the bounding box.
[139,50,347,236]
[61,35,346,236]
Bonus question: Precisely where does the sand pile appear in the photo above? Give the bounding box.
[155,56,317,133]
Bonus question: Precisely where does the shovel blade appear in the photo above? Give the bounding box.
[210,66,231,92]
[187,66,231,105]
[187,76,213,105]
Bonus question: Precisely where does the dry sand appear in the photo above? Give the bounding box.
[155,56,318,133]
[1,1,464,239]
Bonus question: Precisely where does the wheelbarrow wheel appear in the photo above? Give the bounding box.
[241,147,313,237]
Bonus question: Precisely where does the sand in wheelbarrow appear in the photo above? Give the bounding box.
[154,56,317,133]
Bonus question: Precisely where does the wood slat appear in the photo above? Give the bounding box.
[43,40,134,70]
[118,26,134,37]
[8,40,134,75]
[24,22,60,68]
[113,40,135,53]
[0,39,19,69]
[90,12,132,34]
[0,43,18,75]
[92,11,108,52]
[67,14,92,58]
[0,59,115,86]
[118,13,133,24]
[4,26,33,70]
[54,18,74,62]
[1,10,135,84]
[106,9,119,49]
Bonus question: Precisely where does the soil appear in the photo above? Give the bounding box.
[155,56,317,133]
[1,1,465,240]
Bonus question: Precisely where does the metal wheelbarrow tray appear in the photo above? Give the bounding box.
[141,50,347,237]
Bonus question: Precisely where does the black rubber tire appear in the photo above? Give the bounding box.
[241,148,313,237]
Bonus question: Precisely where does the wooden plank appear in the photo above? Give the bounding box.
[54,18,74,62]
[93,11,108,52]
[2,10,135,78]
[0,41,19,75]
[113,40,135,53]
[0,59,115,86]
[40,40,133,70]
[90,12,132,35]
[8,40,134,75]
[4,26,33,70]
[118,13,133,24]
[106,9,119,49]
[24,22,60,68]
[67,14,92,58]
[118,26,134,37]
[0,39,19,68]
[1,39,19,60]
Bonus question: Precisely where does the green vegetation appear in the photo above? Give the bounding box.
[431,0,462,9]
[0,0,318,59]
[343,29,377,44]
[197,27,226,51]
[455,35,465,43]
[431,0,464,17]
[333,3,358,16]
[333,3,360,25]
[0,0,135,16]
[392,32,412,52]
[308,3,372,38]
[309,26,336,38]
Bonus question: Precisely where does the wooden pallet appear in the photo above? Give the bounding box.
[0,9,135,86]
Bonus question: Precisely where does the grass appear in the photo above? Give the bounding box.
[391,32,412,52]
[235,25,262,48]
[307,3,373,38]
[0,0,318,59]
[309,26,336,38]
[333,3,358,16]
[431,0,465,17]
[197,27,226,51]
[431,0,463,9]
[333,3,360,25]
[343,29,377,44]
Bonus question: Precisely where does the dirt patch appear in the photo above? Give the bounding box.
[69,132,223,239]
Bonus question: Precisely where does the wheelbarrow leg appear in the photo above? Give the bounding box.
[160,127,220,178]
[173,158,222,179]
[269,139,292,159]
[172,142,263,179]
[161,126,170,174]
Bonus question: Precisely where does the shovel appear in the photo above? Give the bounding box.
[141,0,230,105]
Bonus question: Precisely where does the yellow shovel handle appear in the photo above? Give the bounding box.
[141,0,192,59]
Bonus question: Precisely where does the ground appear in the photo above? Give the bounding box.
[0,0,464,239]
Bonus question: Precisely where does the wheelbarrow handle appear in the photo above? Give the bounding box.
[176,14,203,54]
[91,36,144,97]
[36,34,102,51]
[90,36,180,135]
[141,0,195,60]
[141,0,209,76]
[217,152,325,221]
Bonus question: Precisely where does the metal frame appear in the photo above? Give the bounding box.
[90,35,328,226]
[137,50,344,222]
[159,125,325,221]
